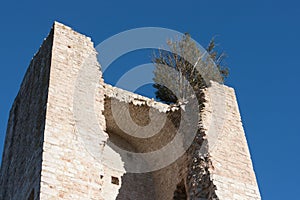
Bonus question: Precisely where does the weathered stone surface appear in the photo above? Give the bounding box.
[0,27,53,200]
[204,82,261,199]
[0,22,261,200]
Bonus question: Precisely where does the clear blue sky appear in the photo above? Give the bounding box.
[0,0,299,199]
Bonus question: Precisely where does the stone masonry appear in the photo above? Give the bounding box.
[0,22,261,200]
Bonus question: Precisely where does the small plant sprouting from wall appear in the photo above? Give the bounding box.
[152,33,229,104]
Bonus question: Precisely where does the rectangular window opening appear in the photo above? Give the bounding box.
[111,176,120,185]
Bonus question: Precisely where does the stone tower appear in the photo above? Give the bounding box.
[0,22,261,200]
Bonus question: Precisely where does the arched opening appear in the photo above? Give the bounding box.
[102,91,188,200]
[173,180,187,200]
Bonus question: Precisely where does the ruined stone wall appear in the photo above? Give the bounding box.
[202,82,261,199]
[39,22,107,199]
[0,28,53,200]
[0,22,261,200]
[103,84,189,200]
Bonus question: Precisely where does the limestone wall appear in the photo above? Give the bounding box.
[0,22,261,200]
[203,82,261,199]
[103,83,188,200]
[0,27,53,200]
[39,22,107,199]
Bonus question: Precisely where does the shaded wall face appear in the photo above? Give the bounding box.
[0,29,53,200]
[103,96,189,200]
[104,133,156,200]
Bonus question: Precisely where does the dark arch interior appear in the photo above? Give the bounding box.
[173,180,187,200]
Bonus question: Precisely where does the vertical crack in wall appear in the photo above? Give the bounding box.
[186,89,219,200]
